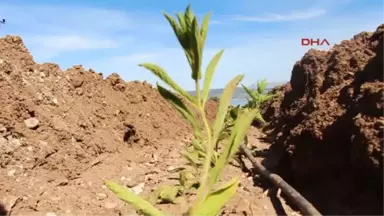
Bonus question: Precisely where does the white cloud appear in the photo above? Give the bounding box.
[230,8,326,22]
[21,34,124,60]
[29,35,118,51]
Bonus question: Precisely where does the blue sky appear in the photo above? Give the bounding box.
[0,0,383,90]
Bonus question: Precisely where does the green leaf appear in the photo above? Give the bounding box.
[212,75,244,145]
[139,63,195,104]
[105,180,165,216]
[156,83,200,137]
[180,169,198,189]
[176,12,187,32]
[241,84,258,101]
[190,18,202,81]
[253,109,266,124]
[181,150,201,167]
[259,94,276,103]
[163,13,187,49]
[157,185,181,204]
[209,108,260,186]
[191,139,205,152]
[229,105,240,120]
[187,177,239,216]
[181,7,197,76]
[185,4,193,21]
[179,169,189,187]
[202,50,224,103]
[167,5,202,81]
[200,12,211,49]
[257,79,268,94]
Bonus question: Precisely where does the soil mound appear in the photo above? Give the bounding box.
[0,35,194,214]
[0,35,192,168]
[263,24,384,214]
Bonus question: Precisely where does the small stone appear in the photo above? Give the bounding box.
[37,94,43,101]
[52,98,59,105]
[27,146,33,151]
[96,193,108,200]
[130,182,145,195]
[24,118,39,129]
[115,110,121,116]
[104,201,118,209]
[125,178,140,188]
[167,166,177,172]
[39,141,48,146]
[52,117,68,131]
[46,212,57,216]
[151,154,158,162]
[7,169,16,176]
[0,124,6,132]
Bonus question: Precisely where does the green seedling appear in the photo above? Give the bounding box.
[242,79,276,110]
[104,5,259,216]
[241,79,276,124]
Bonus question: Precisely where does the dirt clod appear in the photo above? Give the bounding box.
[24,117,39,129]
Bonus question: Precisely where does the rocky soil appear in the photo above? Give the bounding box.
[263,24,384,215]
[0,36,298,216]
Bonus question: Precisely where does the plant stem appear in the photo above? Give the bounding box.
[197,105,213,195]
[195,80,200,105]
[193,79,213,206]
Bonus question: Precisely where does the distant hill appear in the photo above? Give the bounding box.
[188,82,286,99]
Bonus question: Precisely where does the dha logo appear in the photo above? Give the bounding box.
[301,38,330,46]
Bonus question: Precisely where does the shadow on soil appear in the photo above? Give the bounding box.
[0,203,7,216]
[239,146,291,216]
[250,168,288,216]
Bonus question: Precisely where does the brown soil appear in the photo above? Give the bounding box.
[0,36,299,216]
[263,24,384,215]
